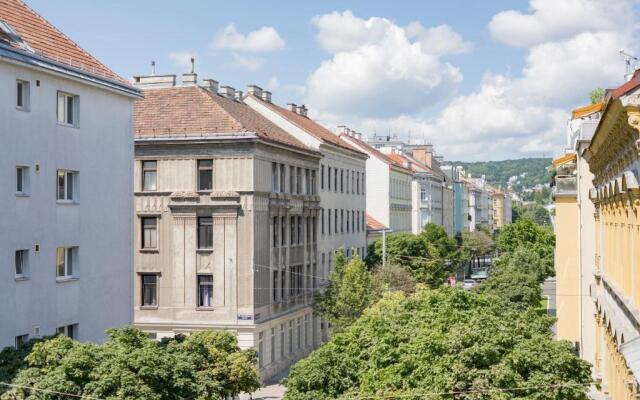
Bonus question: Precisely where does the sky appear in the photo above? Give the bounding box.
[27,0,640,161]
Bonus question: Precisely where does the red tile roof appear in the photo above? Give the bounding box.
[612,70,640,99]
[134,86,316,153]
[387,152,433,173]
[366,214,388,231]
[340,134,412,174]
[248,95,366,156]
[0,0,126,83]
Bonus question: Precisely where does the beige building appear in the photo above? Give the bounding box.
[491,190,512,229]
[132,73,322,380]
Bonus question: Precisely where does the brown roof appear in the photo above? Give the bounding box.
[0,0,126,83]
[134,86,315,153]
[387,152,432,173]
[571,103,603,119]
[340,134,412,174]
[249,95,366,156]
[366,214,388,231]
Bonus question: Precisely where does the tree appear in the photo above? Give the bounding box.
[590,88,605,104]
[459,230,493,264]
[0,338,44,395]
[496,217,555,278]
[370,264,417,295]
[475,267,542,308]
[420,223,459,264]
[2,327,260,400]
[315,253,375,331]
[366,232,449,286]
[284,288,591,400]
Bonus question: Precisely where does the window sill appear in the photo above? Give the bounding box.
[14,276,29,282]
[57,122,78,129]
[196,306,215,311]
[56,200,79,205]
[140,248,159,254]
[140,306,158,310]
[15,192,29,197]
[196,249,213,254]
[16,106,30,112]
[55,276,78,283]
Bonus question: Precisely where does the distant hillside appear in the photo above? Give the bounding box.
[449,158,552,191]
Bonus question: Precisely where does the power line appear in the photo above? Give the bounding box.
[0,381,104,400]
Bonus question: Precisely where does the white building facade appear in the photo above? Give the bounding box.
[0,1,140,348]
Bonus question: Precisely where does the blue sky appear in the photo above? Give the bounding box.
[27,0,638,161]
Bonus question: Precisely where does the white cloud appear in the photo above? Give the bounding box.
[265,77,279,91]
[405,23,473,55]
[489,0,634,47]
[231,53,264,71]
[168,51,198,72]
[212,24,285,52]
[305,11,467,118]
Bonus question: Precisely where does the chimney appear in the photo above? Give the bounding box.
[132,74,176,88]
[247,84,263,98]
[298,105,308,117]
[235,90,244,102]
[412,148,433,168]
[287,103,297,112]
[182,72,197,86]
[262,91,272,103]
[202,79,219,93]
[220,86,236,98]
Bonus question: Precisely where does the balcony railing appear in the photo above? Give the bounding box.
[554,175,577,196]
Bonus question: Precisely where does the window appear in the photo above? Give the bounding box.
[321,209,325,235]
[290,216,296,246]
[57,91,78,126]
[15,334,28,348]
[258,332,264,368]
[16,80,29,110]
[56,247,76,278]
[56,324,77,340]
[334,168,338,191]
[15,250,27,277]
[328,209,332,235]
[346,211,349,233]
[197,160,213,191]
[271,163,278,192]
[281,268,286,299]
[142,161,157,191]
[56,170,76,201]
[297,318,301,349]
[357,172,360,194]
[296,167,302,194]
[290,166,295,194]
[341,210,344,233]
[280,164,286,193]
[288,321,293,354]
[141,217,158,249]
[297,217,303,245]
[311,170,316,195]
[340,169,344,192]
[351,171,355,194]
[273,271,279,302]
[352,211,355,232]
[16,166,28,195]
[197,217,213,249]
[305,169,310,195]
[273,217,279,248]
[197,275,213,307]
[280,325,285,357]
[281,216,286,247]
[328,167,332,191]
[270,328,276,363]
[304,315,309,347]
[141,274,158,306]
[321,165,325,189]
[421,187,427,201]
[334,209,338,234]
[313,217,317,243]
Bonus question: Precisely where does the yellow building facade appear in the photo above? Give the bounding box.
[585,86,640,399]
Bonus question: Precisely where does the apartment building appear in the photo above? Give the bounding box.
[341,131,412,234]
[244,89,368,278]
[581,73,640,399]
[0,0,140,348]
[491,190,512,229]
[553,102,600,370]
[132,74,322,380]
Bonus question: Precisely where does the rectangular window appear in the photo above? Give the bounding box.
[273,271,279,302]
[340,169,344,193]
[273,216,279,248]
[297,216,303,245]
[197,274,213,307]
[16,80,29,110]
[305,169,310,195]
[346,211,350,233]
[290,216,296,246]
[141,274,158,306]
[272,163,278,192]
[15,334,28,348]
[341,210,344,233]
[357,172,360,194]
[197,160,213,191]
[57,91,78,126]
[271,328,276,363]
[288,322,293,354]
[281,268,286,299]
[281,216,286,247]
[328,167,332,191]
[142,161,157,191]
[321,209,325,235]
[56,170,76,201]
[313,217,317,243]
[15,250,27,277]
[321,165,325,190]
[258,332,264,368]
[280,164,286,193]
[280,325,285,357]
[346,170,349,193]
[334,168,338,191]
[16,166,28,195]
[56,324,77,340]
[334,209,338,234]
[141,217,158,249]
[297,318,301,349]
[56,247,76,278]
[197,217,213,249]
[290,166,295,194]
[351,171,355,194]
[296,167,302,194]
[352,210,355,232]
[328,209,332,235]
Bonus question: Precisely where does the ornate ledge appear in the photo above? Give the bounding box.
[210,191,240,200]
[170,191,200,202]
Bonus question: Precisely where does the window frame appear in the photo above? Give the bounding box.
[56,247,77,279]
[16,166,29,196]
[56,170,77,202]
[15,249,28,278]
[197,274,214,308]
[56,91,79,127]
[56,324,77,340]
[16,79,30,111]
[141,217,158,250]
[141,273,158,307]
[197,159,213,191]
[197,216,213,250]
[141,160,157,192]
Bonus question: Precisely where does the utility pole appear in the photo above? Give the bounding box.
[382,230,387,268]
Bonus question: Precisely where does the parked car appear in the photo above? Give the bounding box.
[462,279,477,290]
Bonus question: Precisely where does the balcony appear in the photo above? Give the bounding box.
[553,175,577,197]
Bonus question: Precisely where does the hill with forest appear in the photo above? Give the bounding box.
[449,158,552,193]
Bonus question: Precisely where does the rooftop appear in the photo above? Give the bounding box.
[571,103,604,119]
[0,0,128,84]
[340,132,412,174]
[134,85,316,154]
[366,214,388,231]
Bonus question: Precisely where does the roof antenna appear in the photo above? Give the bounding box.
[190,57,195,74]
[151,61,156,76]
[620,49,638,81]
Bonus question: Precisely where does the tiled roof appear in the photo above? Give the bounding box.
[366,214,388,231]
[0,0,125,83]
[387,152,433,173]
[340,134,412,174]
[134,86,315,153]
[248,95,366,156]
[612,70,640,99]
[552,152,576,167]
[571,103,603,119]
